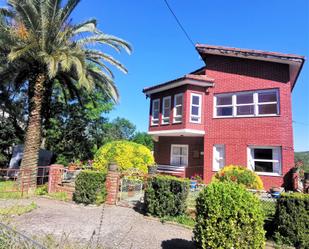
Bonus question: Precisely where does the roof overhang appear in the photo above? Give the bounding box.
[143,74,214,97]
[148,129,205,141]
[196,44,305,91]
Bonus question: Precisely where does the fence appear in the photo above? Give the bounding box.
[0,167,49,197]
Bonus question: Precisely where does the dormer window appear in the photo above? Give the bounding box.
[190,93,202,123]
[173,93,183,123]
[151,99,160,125]
[162,96,171,124]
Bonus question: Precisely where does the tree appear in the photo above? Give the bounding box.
[132,132,154,151]
[0,0,131,188]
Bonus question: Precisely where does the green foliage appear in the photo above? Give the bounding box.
[212,165,264,190]
[274,193,309,248]
[160,214,195,228]
[0,202,37,216]
[35,184,48,196]
[295,151,309,167]
[47,192,69,202]
[73,170,106,205]
[144,175,190,217]
[93,140,154,173]
[193,182,265,249]
[132,132,154,151]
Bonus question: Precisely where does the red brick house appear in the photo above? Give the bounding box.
[142,45,305,190]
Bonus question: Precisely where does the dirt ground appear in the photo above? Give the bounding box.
[4,198,194,249]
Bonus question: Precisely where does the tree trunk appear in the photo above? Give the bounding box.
[20,73,46,191]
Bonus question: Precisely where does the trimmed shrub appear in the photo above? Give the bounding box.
[274,193,309,248]
[212,165,264,190]
[73,170,106,205]
[93,140,154,173]
[193,182,265,249]
[144,175,190,217]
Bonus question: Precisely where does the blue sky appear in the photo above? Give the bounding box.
[71,0,309,152]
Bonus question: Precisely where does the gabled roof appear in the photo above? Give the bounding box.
[143,74,214,96]
[196,44,305,90]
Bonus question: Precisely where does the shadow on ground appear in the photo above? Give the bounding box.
[161,239,195,249]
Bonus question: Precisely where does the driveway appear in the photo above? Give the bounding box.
[7,198,194,249]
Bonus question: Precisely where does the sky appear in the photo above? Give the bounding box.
[69,0,309,152]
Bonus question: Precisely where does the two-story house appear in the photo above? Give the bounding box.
[143,44,305,190]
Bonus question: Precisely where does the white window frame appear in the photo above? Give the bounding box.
[170,144,188,167]
[190,93,202,123]
[151,98,160,126]
[213,144,225,171]
[161,96,171,125]
[173,93,183,123]
[214,89,279,118]
[247,146,282,176]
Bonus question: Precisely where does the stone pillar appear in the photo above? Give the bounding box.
[48,164,64,193]
[105,165,120,205]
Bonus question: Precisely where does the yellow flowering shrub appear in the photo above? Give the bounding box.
[212,165,264,190]
[93,140,154,173]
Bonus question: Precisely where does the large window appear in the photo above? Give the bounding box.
[215,90,279,118]
[173,93,183,123]
[151,99,160,125]
[170,144,188,166]
[248,146,281,175]
[190,93,202,123]
[162,96,171,124]
[213,144,225,171]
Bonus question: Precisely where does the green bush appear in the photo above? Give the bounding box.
[274,193,309,248]
[193,182,265,249]
[212,165,264,190]
[93,140,154,173]
[144,175,189,217]
[73,170,106,205]
[35,184,48,196]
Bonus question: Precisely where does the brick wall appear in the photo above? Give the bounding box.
[203,55,294,190]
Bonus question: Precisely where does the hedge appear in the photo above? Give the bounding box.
[193,182,265,249]
[144,175,190,217]
[274,193,309,248]
[212,165,264,190]
[93,140,154,173]
[73,170,106,205]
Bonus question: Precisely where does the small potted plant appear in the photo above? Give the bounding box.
[190,174,202,191]
[270,186,281,198]
[148,164,158,175]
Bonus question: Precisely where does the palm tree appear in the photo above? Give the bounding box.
[0,0,131,190]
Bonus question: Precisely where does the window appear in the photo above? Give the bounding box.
[170,144,188,166]
[151,99,160,125]
[214,90,279,118]
[173,93,183,123]
[162,96,171,124]
[190,93,202,123]
[213,144,225,171]
[248,146,281,175]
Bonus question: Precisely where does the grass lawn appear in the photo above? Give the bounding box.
[0,202,37,216]
[0,180,24,199]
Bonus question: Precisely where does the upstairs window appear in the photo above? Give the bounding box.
[162,96,171,124]
[248,146,281,175]
[213,144,225,171]
[151,99,160,125]
[215,89,279,118]
[170,144,188,166]
[173,93,183,123]
[190,93,202,123]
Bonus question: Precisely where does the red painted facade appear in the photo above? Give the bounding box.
[144,48,304,190]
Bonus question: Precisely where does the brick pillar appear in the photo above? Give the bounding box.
[105,170,120,205]
[48,164,64,193]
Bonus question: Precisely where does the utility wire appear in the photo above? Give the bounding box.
[293,120,309,126]
[163,0,196,49]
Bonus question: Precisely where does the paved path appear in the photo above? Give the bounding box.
[7,198,194,249]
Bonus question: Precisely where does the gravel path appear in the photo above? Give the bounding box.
[6,198,194,249]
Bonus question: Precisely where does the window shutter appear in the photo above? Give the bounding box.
[273,148,281,174]
[247,147,254,171]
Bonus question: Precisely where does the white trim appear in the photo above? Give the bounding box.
[173,93,183,123]
[148,128,205,136]
[214,89,279,118]
[247,146,282,175]
[213,144,225,171]
[151,98,160,126]
[190,93,202,123]
[162,96,171,124]
[170,144,189,167]
[144,79,213,96]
